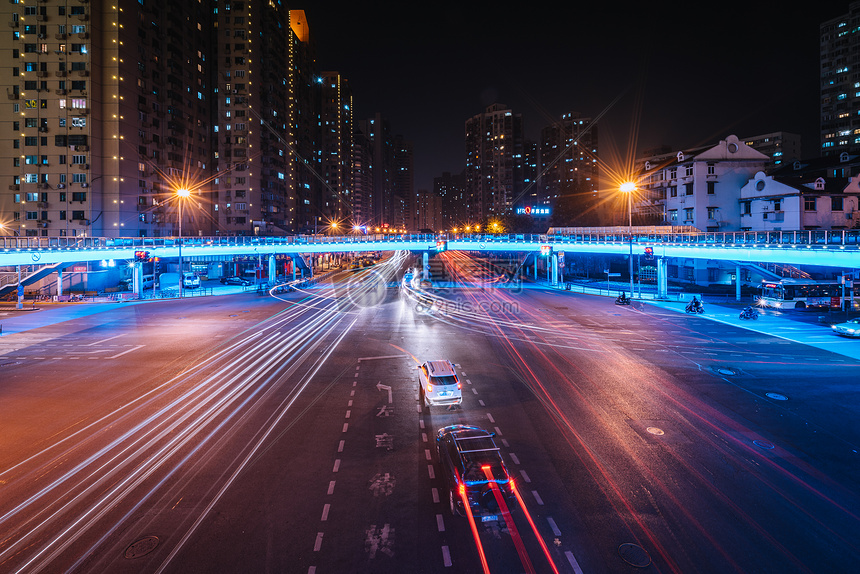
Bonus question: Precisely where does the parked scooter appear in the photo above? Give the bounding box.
[685,297,704,314]
[739,306,759,320]
[615,292,631,305]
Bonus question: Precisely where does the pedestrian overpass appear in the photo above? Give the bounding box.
[1,229,858,298]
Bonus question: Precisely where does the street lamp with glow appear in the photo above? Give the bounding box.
[620,182,636,298]
[176,187,191,298]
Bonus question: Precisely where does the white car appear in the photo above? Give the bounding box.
[418,360,462,408]
[182,272,200,289]
[831,318,860,337]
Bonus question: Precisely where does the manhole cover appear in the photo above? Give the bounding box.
[712,366,737,376]
[646,427,665,436]
[753,440,775,450]
[765,392,788,401]
[618,543,651,567]
[124,535,159,559]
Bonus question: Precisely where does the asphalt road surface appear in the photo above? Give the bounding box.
[0,252,858,573]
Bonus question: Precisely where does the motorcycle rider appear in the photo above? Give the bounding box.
[616,292,629,304]
[686,296,703,313]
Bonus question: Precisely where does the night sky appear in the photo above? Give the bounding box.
[305,3,846,193]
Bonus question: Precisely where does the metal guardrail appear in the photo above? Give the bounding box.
[1,230,859,252]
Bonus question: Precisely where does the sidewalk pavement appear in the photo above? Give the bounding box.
[643,299,860,361]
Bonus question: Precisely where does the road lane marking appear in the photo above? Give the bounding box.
[565,551,585,574]
[471,388,478,395]
[532,490,544,505]
[428,465,435,479]
[357,354,409,361]
[486,413,495,423]
[520,470,531,483]
[421,432,428,443]
[345,410,351,418]
[107,344,145,359]
[479,400,485,406]
[327,481,336,495]
[425,449,432,460]
[338,440,345,452]
[547,516,561,536]
[494,426,502,436]
[333,459,340,472]
[436,514,445,532]
[442,545,453,567]
[509,453,520,465]
[86,334,125,346]
[314,532,324,551]
[342,423,349,432]
[321,504,331,521]
[432,488,440,503]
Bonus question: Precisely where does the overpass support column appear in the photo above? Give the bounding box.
[423,251,429,280]
[268,254,276,284]
[736,264,742,302]
[533,254,538,280]
[16,265,23,310]
[551,252,559,286]
[132,263,141,296]
[657,257,668,299]
[57,269,64,297]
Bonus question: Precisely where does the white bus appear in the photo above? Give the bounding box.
[759,278,859,310]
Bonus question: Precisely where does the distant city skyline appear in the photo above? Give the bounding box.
[306,4,842,193]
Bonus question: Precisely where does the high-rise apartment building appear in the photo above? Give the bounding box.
[464,103,525,221]
[319,71,353,228]
[741,132,801,171]
[820,2,860,158]
[0,0,216,237]
[537,112,598,208]
[433,170,465,230]
[0,1,318,238]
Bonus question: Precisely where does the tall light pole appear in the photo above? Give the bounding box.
[176,188,190,298]
[620,182,636,298]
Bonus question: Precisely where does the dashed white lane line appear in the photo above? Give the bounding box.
[332,459,341,472]
[520,469,531,483]
[425,449,432,461]
[327,481,336,495]
[422,432,428,443]
[471,388,478,395]
[345,410,351,418]
[314,532,324,551]
[531,490,544,505]
[321,504,331,521]
[565,551,585,574]
[337,440,345,452]
[509,453,520,465]
[428,465,435,479]
[436,514,445,532]
[442,545,453,567]
[478,399,485,406]
[494,426,503,436]
[432,488,440,503]
[547,516,562,536]
[342,423,349,432]
[486,413,495,423]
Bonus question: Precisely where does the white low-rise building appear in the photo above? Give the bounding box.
[739,172,860,231]
[638,135,770,232]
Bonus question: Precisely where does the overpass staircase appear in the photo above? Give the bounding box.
[0,262,75,298]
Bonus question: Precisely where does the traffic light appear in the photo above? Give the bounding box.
[644,246,654,260]
[540,245,551,256]
[435,240,447,252]
[135,250,150,261]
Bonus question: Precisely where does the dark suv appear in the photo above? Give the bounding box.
[436,425,515,521]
